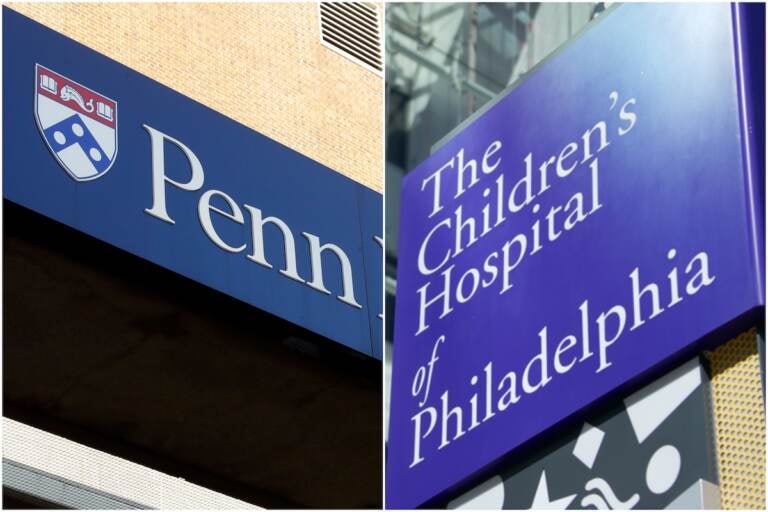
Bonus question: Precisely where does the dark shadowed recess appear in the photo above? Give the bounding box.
[3,200,382,509]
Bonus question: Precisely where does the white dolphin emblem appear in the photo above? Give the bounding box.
[60,84,94,112]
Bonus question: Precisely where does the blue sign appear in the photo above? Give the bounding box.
[387,3,764,508]
[3,8,383,359]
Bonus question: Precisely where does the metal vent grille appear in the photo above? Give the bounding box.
[319,2,383,74]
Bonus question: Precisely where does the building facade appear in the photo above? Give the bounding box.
[3,2,383,509]
[385,3,765,509]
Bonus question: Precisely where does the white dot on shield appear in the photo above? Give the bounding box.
[53,131,66,145]
[71,123,84,137]
[89,148,102,162]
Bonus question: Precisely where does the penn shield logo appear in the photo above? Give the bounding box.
[34,64,117,181]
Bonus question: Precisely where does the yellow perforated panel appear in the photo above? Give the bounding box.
[706,328,766,510]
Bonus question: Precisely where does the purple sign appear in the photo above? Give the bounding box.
[387,3,764,508]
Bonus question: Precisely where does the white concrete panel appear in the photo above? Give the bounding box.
[2,417,260,509]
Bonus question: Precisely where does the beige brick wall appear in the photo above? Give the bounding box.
[9,2,383,192]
